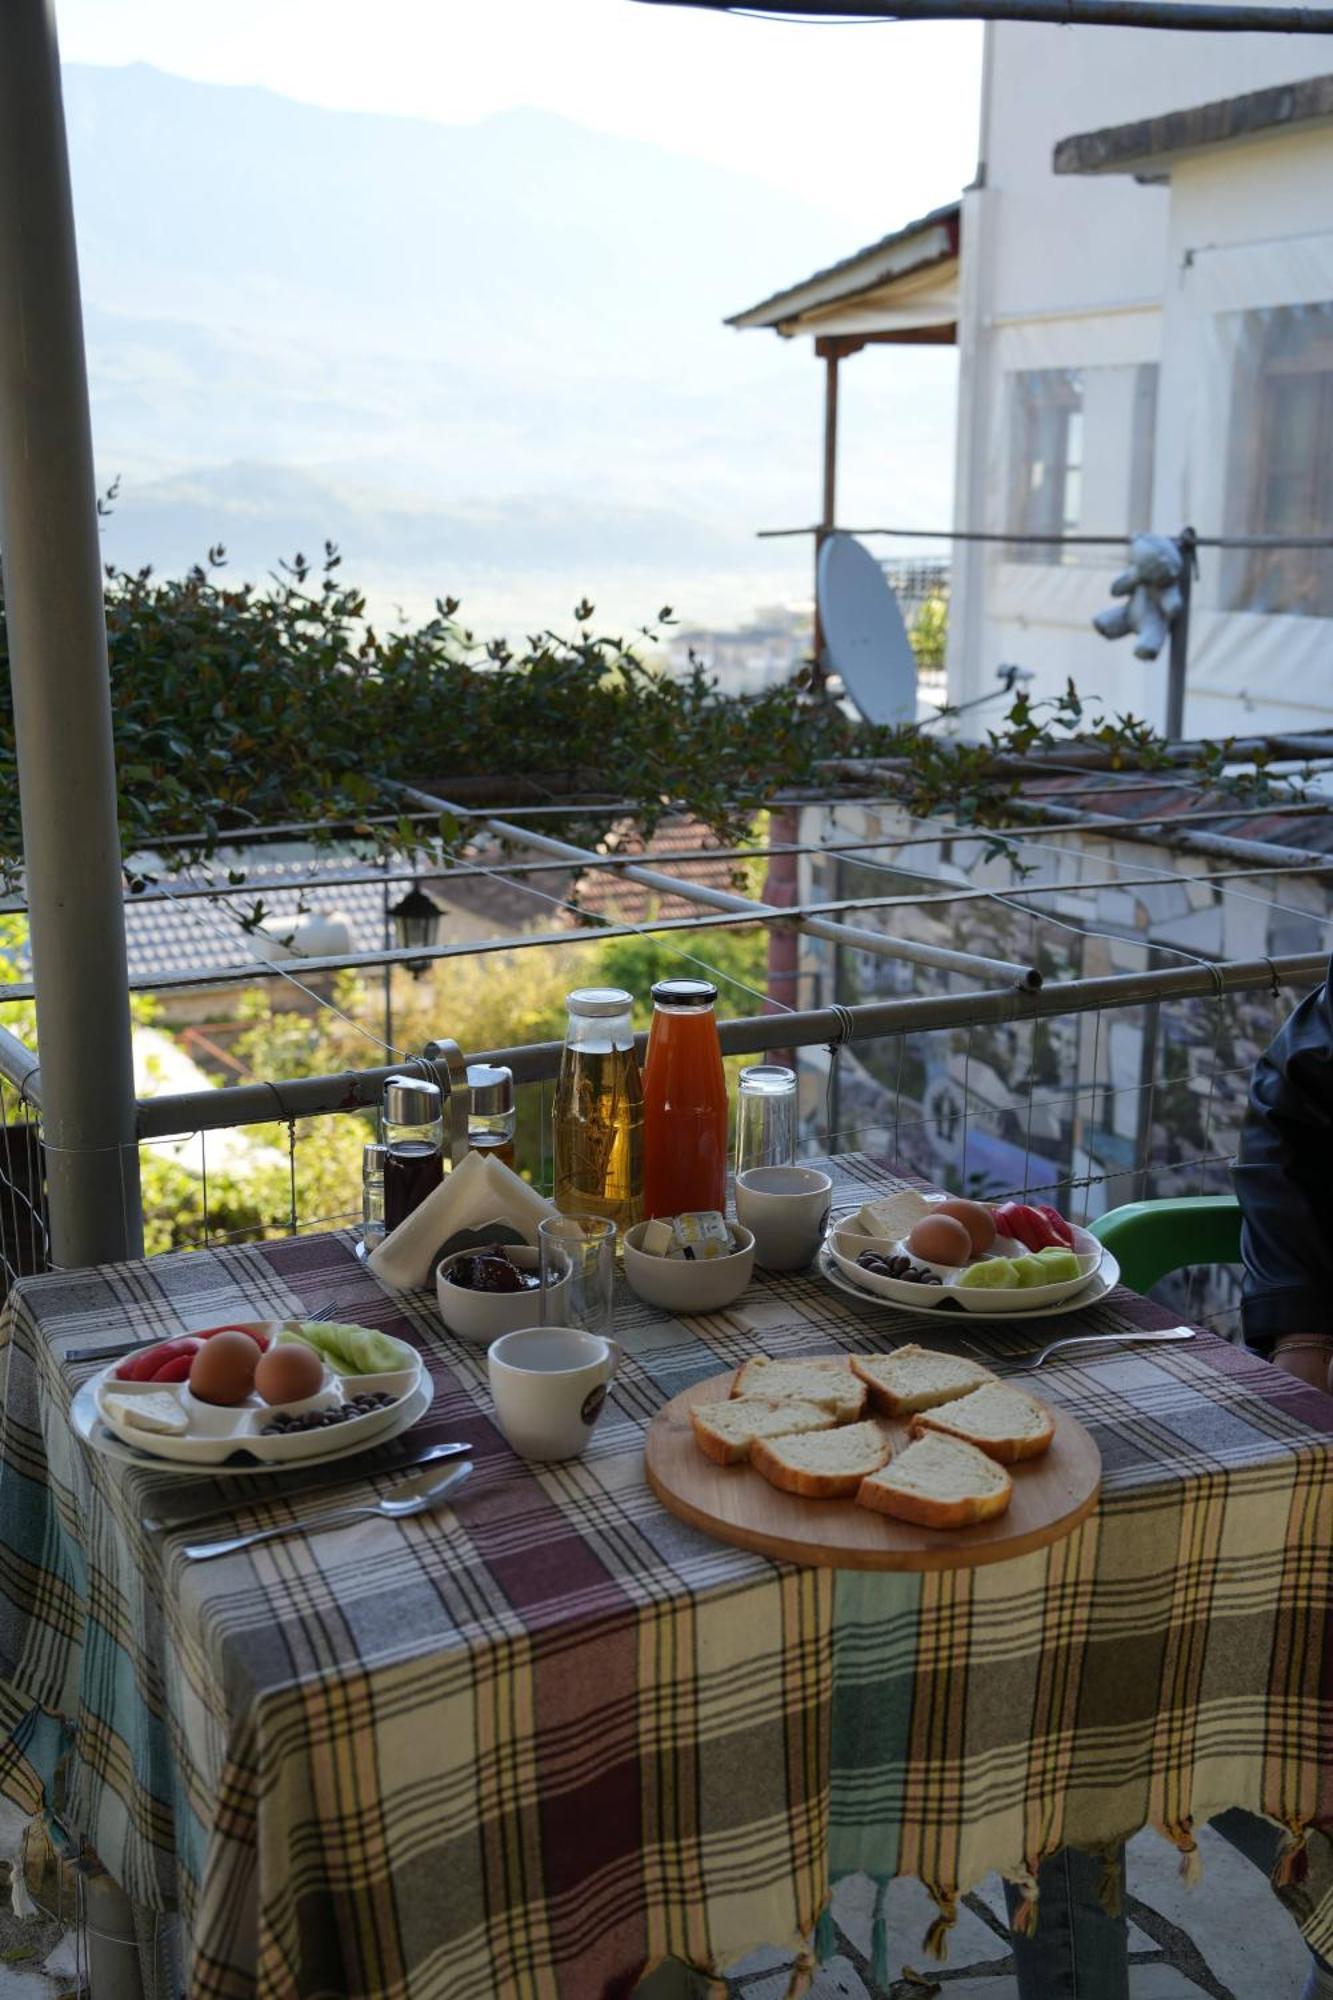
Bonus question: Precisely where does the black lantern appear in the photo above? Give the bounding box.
[389,882,443,977]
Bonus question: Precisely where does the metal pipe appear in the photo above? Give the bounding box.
[399,784,1044,990]
[1015,798,1325,869]
[11,812,1333,1004]
[760,523,1333,548]
[0,1022,40,1099]
[134,949,1328,1140]
[0,2,142,1262]
[1165,527,1196,741]
[638,0,1333,26]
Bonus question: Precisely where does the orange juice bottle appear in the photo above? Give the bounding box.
[643,979,728,1218]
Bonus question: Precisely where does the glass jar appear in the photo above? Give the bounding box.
[553,987,644,1234]
[467,1063,516,1169]
[361,1140,387,1247]
[381,1075,445,1231]
[643,978,727,1218]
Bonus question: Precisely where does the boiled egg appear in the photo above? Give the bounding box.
[188,1329,262,1406]
[932,1198,998,1257]
[905,1213,974,1267]
[254,1342,325,1408]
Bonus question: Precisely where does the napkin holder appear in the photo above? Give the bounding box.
[422,1036,470,1167]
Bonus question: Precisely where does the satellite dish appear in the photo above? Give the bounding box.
[817,532,918,726]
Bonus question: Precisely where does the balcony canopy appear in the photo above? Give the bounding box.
[726,199,961,348]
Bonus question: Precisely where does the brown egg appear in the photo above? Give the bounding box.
[188,1329,262,1406]
[906,1213,974,1267]
[933,1198,998,1257]
[254,1342,325,1408]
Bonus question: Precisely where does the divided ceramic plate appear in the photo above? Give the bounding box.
[820,1234,1120,1320]
[86,1321,424,1467]
[72,1376,434,1478]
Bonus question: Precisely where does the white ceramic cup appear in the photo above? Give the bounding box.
[487,1325,620,1462]
[734,1165,834,1272]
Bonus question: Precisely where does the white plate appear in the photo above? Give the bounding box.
[72,1376,434,1478]
[86,1322,423,1467]
[817,1241,1121,1320]
[827,1216,1105,1312]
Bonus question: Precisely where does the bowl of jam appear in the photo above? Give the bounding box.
[435,1242,565,1344]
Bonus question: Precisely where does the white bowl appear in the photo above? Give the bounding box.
[436,1243,563,1345]
[622,1222,755,1314]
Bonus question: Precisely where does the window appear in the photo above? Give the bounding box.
[1008,369,1084,560]
[1006,364,1159,565]
[1224,303,1333,618]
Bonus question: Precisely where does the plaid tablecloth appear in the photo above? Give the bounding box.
[2,1154,1332,1999]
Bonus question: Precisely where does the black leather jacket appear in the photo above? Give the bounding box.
[1236,966,1333,1353]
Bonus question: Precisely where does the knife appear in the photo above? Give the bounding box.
[141,1437,471,1533]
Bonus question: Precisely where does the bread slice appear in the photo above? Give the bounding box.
[690,1396,836,1466]
[910,1381,1055,1464]
[750,1420,891,1498]
[857,1432,1012,1528]
[850,1344,996,1417]
[731,1356,866,1423]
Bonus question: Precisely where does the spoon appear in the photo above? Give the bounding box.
[181,1461,473,1563]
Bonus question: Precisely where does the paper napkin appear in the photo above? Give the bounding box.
[368,1150,557,1290]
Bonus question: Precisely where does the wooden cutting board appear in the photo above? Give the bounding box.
[644,1372,1102,1573]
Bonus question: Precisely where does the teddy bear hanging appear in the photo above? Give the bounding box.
[1092,533,1187,661]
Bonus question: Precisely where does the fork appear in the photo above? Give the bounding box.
[181,1461,472,1563]
[948,1326,1196,1373]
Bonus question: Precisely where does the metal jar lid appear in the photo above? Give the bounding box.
[650,978,718,1008]
[383,1075,443,1125]
[467,1063,514,1114]
[565,986,634,1018]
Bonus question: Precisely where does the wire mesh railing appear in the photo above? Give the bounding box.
[56,969,1290,1362]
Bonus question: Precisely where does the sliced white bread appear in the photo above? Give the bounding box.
[856,1431,1012,1529]
[750,1420,891,1499]
[731,1355,866,1423]
[849,1344,996,1417]
[910,1381,1055,1464]
[690,1396,836,1466]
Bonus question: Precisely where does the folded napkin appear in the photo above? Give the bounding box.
[368,1150,557,1290]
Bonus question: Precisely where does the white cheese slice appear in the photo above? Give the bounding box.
[102,1390,189,1436]
[853,1190,934,1240]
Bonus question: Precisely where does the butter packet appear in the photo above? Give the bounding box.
[669,1211,733,1261]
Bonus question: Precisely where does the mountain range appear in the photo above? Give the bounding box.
[64,63,957,636]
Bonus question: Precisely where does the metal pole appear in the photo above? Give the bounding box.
[810,348,840,685]
[1165,526,1195,742]
[398,784,1044,989]
[0,1,143,1264]
[134,949,1328,1139]
[635,0,1333,30]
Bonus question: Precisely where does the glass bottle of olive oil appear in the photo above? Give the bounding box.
[553,988,644,1234]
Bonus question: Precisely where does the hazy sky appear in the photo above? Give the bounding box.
[56,0,983,241]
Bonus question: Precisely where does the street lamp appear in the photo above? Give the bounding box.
[388,882,443,977]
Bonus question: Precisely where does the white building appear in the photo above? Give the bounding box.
[730,28,1333,741]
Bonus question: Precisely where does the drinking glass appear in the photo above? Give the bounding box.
[539,1213,616,1341]
[734,1064,797,1180]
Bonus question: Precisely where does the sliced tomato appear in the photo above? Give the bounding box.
[1034,1204,1075,1247]
[150,1352,197,1383]
[116,1335,197,1382]
[198,1322,270,1352]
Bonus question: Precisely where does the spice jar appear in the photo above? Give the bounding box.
[381,1075,445,1231]
[467,1063,516,1169]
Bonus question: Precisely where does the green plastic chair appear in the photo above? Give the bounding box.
[1088,1196,1241,1296]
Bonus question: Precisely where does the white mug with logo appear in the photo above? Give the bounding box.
[487,1325,620,1461]
[734,1165,833,1272]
